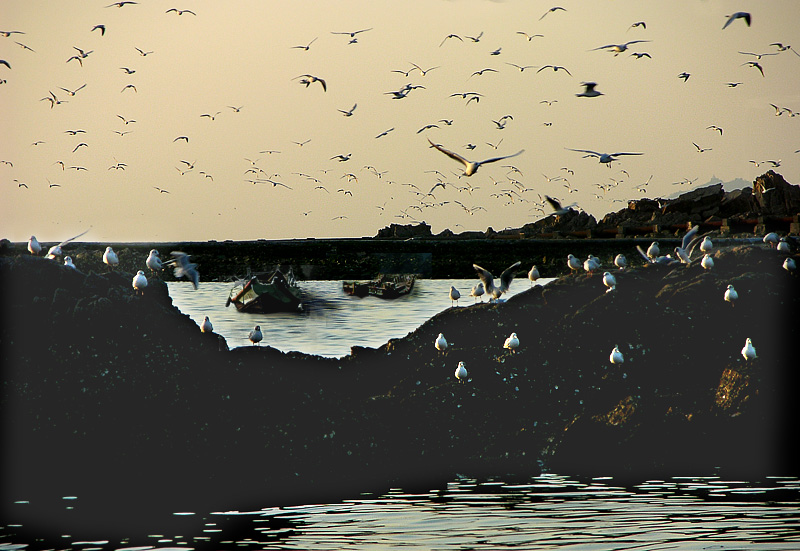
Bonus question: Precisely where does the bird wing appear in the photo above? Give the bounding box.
[498,261,521,291]
[566,148,601,157]
[610,152,643,157]
[428,139,469,168]
[479,149,525,165]
[56,228,90,247]
[635,245,653,263]
[681,225,699,250]
[472,264,495,291]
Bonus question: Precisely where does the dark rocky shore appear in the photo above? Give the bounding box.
[2,170,799,539]
[2,240,798,538]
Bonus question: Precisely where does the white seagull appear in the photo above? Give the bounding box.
[763,232,779,247]
[132,270,147,294]
[435,333,448,352]
[724,284,738,306]
[146,249,162,274]
[103,246,119,270]
[449,285,461,306]
[567,148,643,165]
[783,257,796,272]
[741,338,756,361]
[28,236,41,255]
[603,271,616,292]
[64,256,77,270]
[701,254,714,270]
[591,40,650,55]
[249,325,263,346]
[528,265,540,285]
[567,254,582,274]
[646,241,660,260]
[583,255,601,276]
[166,251,199,289]
[576,81,603,97]
[503,332,519,353]
[428,138,524,177]
[200,315,213,333]
[455,361,468,382]
[614,254,627,270]
[469,281,485,302]
[699,236,713,254]
[610,345,624,364]
[473,261,521,300]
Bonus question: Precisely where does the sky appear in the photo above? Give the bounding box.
[2,1,799,243]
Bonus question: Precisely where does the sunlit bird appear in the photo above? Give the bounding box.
[428,138,524,177]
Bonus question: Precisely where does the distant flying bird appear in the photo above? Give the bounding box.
[72,142,88,152]
[0,30,24,37]
[375,127,394,139]
[517,31,544,41]
[173,136,189,142]
[120,67,135,74]
[591,40,650,55]
[539,6,566,20]
[506,62,536,72]
[678,72,691,82]
[331,28,372,38]
[121,84,137,93]
[440,34,463,47]
[469,68,498,78]
[294,74,326,91]
[166,8,196,15]
[566,148,643,164]
[105,1,137,7]
[338,103,357,116]
[723,12,751,29]
[117,114,135,124]
[630,52,652,59]
[331,153,352,162]
[628,21,646,31]
[291,37,318,51]
[692,142,712,153]
[428,138,524,177]
[707,125,723,135]
[741,61,765,77]
[537,64,572,76]
[545,195,576,216]
[726,82,743,87]
[576,81,603,97]
[59,84,86,96]
[134,47,153,56]
[91,24,106,35]
[410,62,439,76]
[0,59,10,69]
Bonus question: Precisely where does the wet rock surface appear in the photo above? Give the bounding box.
[2,243,798,529]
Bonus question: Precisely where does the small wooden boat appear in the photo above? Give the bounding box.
[342,274,415,299]
[226,268,302,313]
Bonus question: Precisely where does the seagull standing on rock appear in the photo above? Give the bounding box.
[567,254,582,275]
[504,332,519,353]
[64,256,77,270]
[701,254,714,270]
[200,316,213,333]
[646,241,660,260]
[528,265,540,285]
[700,236,713,255]
[610,345,624,364]
[132,270,147,295]
[449,285,461,306]
[741,338,757,361]
[103,246,119,270]
[724,284,738,306]
[435,333,448,353]
[249,325,263,346]
[614,254,627,270]
[603,271,616,292]
[763,232,779,247]
[469,281,484,302]
[783,257,796,272]
[455,361,468,382]
[28,236,41,255]
[146,249,162,275]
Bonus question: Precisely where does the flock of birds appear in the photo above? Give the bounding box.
[3,5,798,239]
[435,226,795,382]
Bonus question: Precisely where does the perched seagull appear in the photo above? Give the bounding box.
[428,138,524,177]
[504,332,519,353]
[473,261,521,300]
[449,285,461,306]
[103,246,119,270]
[783,257,796,272]
[28,236,41,255]
[591,40,650,55]
[64,256,77,270]
[249,325,263,346]
[469,281,485,302]
[435,333,448,353]
[146,249,162,274]
[763,232,779,247]
[293,74,327,91]
[724,284,738,306]
[455,361,468,382]
[527,265,540,285]
[167,251,199,289]
[740,338,756,361]
[576,81,603,97]
[700,236,713,254]
[567,148,643,165]
[777,239,791,253]
[567,254,582,274]
[701,253,714,270]
[614,254,627,270]
[583,255,601,276]
[45,228,90,259]
[200,316,213,333]
[132,270,148,295]
[602,271,616,292]
[723,12,751,30]
[610,345,624,364]
[646,241,660,260]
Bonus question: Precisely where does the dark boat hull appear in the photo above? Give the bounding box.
[227,275,302,313]
[342,274,415,299]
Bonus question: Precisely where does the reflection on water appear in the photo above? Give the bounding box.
[168,279,551,357]
[4,475,799,549]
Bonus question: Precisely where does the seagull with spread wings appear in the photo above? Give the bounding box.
[428,138,524,177]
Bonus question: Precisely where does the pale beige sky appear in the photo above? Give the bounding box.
[2,1,799,242]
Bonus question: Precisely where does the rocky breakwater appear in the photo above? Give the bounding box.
[1,244,798,534]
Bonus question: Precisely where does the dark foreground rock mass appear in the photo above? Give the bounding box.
[1,243,798,538]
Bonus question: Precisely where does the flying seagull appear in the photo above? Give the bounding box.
[294,74,326,91]
[566,148,643,164]
[473,261,521,300]
[723,12,751,29]
[428,138,524,176]
[576,81,603,97]
[591,40,650,55]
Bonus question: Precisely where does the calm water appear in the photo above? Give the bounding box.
[4,475,799,549]
[167,278,552,357]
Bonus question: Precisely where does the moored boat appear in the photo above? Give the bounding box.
[226,268,302,313]
[342,274,415,299]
